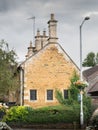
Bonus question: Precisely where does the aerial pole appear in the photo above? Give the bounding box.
[27,16,35,43]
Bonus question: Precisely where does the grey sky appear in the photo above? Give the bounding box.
[0,0,98,67]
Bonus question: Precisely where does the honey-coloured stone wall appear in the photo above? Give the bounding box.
[22,43,79,108]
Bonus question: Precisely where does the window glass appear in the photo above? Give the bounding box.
[64,89,68,99]
[30,90,37,100]
[47,90,53,100]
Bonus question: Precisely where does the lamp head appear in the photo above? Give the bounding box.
[85,16,90,20]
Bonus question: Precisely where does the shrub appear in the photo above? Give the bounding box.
[2,105,80,125]
[2,106,33,124]
[83,95,92,122]
[91,115,98,128]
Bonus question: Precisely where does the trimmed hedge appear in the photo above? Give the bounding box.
[2,105,80,125]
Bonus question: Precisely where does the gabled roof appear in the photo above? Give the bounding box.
[88,82,98,93]
[19,43,79,71]
[83,66,98,94]
[83,65,98,79]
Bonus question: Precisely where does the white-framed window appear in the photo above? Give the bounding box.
[30,89,37,101]
[64,89,68,99]
[47,89,53,100]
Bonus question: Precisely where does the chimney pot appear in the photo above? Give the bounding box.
[51,14,54,20]
[30,41,32,47]
[43,30,46,36]
[37,29,40,36]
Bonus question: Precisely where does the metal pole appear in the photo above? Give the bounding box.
[80,25,82,81]
[80,90,83,126]
[80,18,86,80]
[27,16,35,43]
[20,68,23,106]
[80,19,85,127]
[33,16,35,43]
[79,17,90,127]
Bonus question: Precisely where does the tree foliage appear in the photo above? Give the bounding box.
[0,39,19,101]
[69,71,79,101]
[55,71,80,105]
[83,52,98,67]
[55,71,92,123]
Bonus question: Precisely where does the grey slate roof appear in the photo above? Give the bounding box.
[88,82,98,93]
[83,65,98,93]
[83,65,98,79]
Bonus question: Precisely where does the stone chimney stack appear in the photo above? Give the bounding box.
[26,41,34,58]
[48,14,58,43]
[42,30,48,46]
[35,30,42,51]
[35,29,48,51]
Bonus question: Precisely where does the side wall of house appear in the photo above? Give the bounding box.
[22,44,78,108]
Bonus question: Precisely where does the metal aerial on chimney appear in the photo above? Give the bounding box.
[27,16,35,43]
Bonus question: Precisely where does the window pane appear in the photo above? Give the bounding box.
[47,90,53,100]
[64,90,68,99]
[30,90,37,100]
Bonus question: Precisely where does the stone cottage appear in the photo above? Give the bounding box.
[19,14,79,108]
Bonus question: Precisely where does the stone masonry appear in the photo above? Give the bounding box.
[19,14,79,108]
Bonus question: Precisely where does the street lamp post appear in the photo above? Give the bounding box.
[79,16,90,127]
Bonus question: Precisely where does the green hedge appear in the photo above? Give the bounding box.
[2,104,90,125]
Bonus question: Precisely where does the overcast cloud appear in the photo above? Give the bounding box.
[0,0,98,67]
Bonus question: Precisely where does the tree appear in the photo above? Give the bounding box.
[0,39,19,102]
[82,52,97,67]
